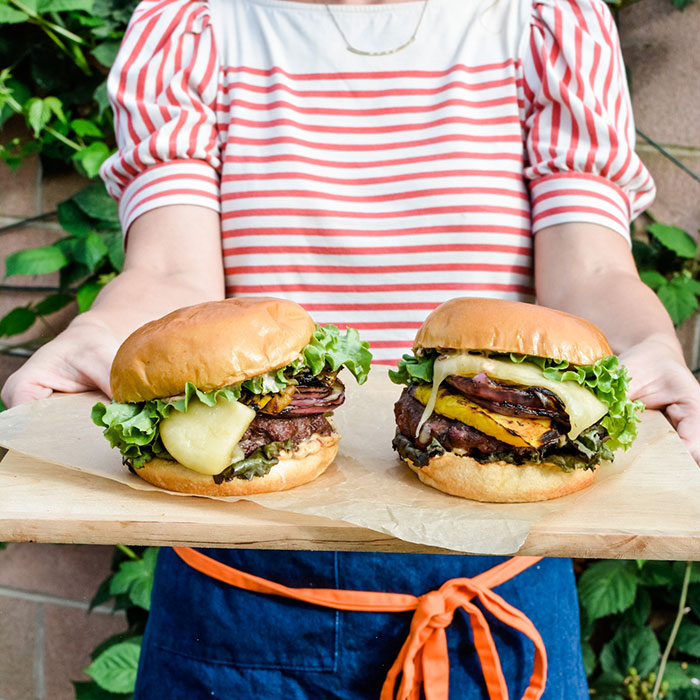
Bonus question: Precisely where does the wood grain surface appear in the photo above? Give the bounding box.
[1,401,699,559]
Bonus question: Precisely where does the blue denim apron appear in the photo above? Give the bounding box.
[134,549,587,699]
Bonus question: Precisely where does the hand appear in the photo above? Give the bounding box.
[619,334,700,465]
[1,315,119,408]
[2,205,226,409]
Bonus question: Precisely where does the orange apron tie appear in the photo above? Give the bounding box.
[174,547,547,700]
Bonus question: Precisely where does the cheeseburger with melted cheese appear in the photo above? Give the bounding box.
[390,297,642,502]
[92,297,372,495]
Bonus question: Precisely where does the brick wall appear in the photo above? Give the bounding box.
[0,545,126,700]
[0,122,128,699]
[0,2,698,699]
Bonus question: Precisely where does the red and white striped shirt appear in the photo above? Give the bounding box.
[101,0,655,365]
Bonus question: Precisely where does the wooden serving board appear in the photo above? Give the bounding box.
[1,400,699,559]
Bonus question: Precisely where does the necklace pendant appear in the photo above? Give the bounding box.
[326,0,429,58]
[346,36,416,57]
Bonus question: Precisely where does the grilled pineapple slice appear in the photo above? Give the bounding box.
[414,385,557,449]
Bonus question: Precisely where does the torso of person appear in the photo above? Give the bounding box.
[109,0,650,365]
[212,0,533,364]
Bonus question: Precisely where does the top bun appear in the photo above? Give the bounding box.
[111,297,315,403]
[414,297,612,366]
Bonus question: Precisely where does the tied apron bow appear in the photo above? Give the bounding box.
[174,548,547,700]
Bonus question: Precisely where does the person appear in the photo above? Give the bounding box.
[4,0,700,697]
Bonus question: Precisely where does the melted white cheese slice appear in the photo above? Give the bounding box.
[415,354,608,440]
[160,397,256,475]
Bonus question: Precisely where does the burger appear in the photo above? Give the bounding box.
[389,297,642,502]
[92,297,372,495]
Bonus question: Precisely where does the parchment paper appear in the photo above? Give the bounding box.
[0,373,646,554]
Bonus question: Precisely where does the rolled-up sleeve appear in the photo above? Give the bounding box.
[100,0,222,235]
[521,0,655,241]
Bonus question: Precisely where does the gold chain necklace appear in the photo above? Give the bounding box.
[324,0,430,57]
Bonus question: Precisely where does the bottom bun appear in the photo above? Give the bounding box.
[404,452,600,503]
[135,433,340,496]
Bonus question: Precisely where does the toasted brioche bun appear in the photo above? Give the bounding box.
[111,297,315,403]
[414,297,612,366]
[405,452,600,503]
[133,433,340,496]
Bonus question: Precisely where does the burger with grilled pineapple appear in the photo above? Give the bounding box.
[389,297,642,502]
[92,297,371,495]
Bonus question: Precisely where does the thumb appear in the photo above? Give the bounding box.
[666,402,700,466]
[1,381,53,409]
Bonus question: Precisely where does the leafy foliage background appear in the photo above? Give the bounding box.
[579,560,700,700]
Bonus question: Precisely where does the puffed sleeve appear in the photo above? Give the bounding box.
[100,0,222,235]
[521,0,655,240]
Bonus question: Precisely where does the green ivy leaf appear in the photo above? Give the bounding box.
[577,560,638,621]
[579,605,594,640]
[74,231,109,270]
[658,276,700,326]
[74,12,103,27]
[25,97,53,137]
[599,624,660,677]
[38,0,94,9]
[0,306,36,337]
[640,270,668,291]
[90,632,136,663]
[638,560,674,587]
[672,687,700,700]
[33,292,73,316]
[71,118,103,138]
[5,245,69,277]
[94,81,110,118]
[102,232,125,272]
[72,181,120,224]
[672,561,700,585]
[648,223,698,259]
[76,280,102,312]
[43,96,66,123]
[88,576,113,613]
[58,199,93,237]
[0,77,29,126]
[687,583,700,619]
[108,547,157,611]
[590,670,625,697]
[36,0,93,9]
[624,587,651,627]
[59,260,91,289]
[0,4,28,21]
[661,661,700,692]
[674,620,700,657]
[631,239,656,271]
[73,141,111,178]
[582,640,596,678]
[91,40,121,67]
[85,640,141,694]
[25,95,65,137]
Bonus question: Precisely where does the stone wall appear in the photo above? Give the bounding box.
[0,1,698,698]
